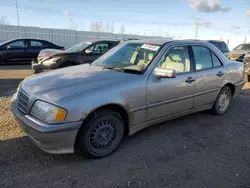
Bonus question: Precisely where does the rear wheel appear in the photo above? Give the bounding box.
[212,86,232,115]
[60,62,75,68]
[76,109,125,158]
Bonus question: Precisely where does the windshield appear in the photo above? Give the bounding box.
[234,44,244,50]
[92,43,161,72]
[66,42,92,52]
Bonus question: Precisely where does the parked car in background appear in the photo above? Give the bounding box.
[32,39,120,73]
[206,40,229,55]
[228,43,250,62]
[120,38,139,42]
[0,39,64,65]
[244,52,250,82]
[12,39,245,158]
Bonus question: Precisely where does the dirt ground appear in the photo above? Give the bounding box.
[1,65,250,188]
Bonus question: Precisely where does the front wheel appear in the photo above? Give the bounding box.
[212,86,232,115]
[0,57,3,65]
[76,109,125,158]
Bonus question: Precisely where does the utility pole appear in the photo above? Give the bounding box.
[15,0,20,26]
[195,19,199,39]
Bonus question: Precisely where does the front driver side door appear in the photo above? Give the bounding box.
[146,45,195,121]
[3,40,27,63]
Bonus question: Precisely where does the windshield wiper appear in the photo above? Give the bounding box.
[102,65,143,74]
[102,66,123,71]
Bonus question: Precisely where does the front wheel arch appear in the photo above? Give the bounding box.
[74,103,130,149]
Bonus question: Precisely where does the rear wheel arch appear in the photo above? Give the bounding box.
[223,83,235,97]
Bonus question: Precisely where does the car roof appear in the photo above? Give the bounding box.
[205,40,225,43]
[0,38,53,45]
[124,39,213,46]
[85,39,119,43]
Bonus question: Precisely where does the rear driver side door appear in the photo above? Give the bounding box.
[191,45,225,108]
[146,45,196,121]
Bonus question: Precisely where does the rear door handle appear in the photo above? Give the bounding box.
[217,71,224,77]
[185,77,195,83]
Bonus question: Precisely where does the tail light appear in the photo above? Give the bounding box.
[60,47,65,51]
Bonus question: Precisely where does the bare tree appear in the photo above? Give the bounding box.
[120,24,126,34]
[105,22,110,32]
[69,19,78,30]
[89,21,104,32]
[69,19,86,31]
[0,16,9,25]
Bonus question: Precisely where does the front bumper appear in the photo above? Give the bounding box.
[32,60,58,74]
[11,100,82,154]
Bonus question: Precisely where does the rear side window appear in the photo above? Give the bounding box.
[30,40,43,47]
[192,46,223,70]
[192,46,213,70]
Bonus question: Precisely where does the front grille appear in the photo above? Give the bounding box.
[17,90,30,114]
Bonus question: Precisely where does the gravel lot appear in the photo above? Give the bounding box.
[1,65,250,188]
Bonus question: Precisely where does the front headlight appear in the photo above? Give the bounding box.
[31,100,67,124]
[42,57,61,65]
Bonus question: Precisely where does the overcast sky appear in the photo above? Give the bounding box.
[0,0,250,39]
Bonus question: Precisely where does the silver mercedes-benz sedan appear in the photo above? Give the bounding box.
[11,39,245,158]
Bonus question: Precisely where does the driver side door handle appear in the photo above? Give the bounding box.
[185,77,195,83]
[217,71,224,77]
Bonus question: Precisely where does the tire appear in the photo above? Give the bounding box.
[60,62,75,68]
[0,57,3,65]
[248,75,250,83]
[212,86,232,115]
[76,109,125,158]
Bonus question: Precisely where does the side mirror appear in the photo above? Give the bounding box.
[85,49,92,54]
[154,68,176,79]
[7,45,11,49]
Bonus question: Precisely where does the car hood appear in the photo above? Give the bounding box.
[37,49,76,62]
[229,50,248,55]
[22,64,139,103]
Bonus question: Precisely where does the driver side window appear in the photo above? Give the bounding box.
[6,40,26,49]
[157,46,191,73]
[90,43,109,54]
